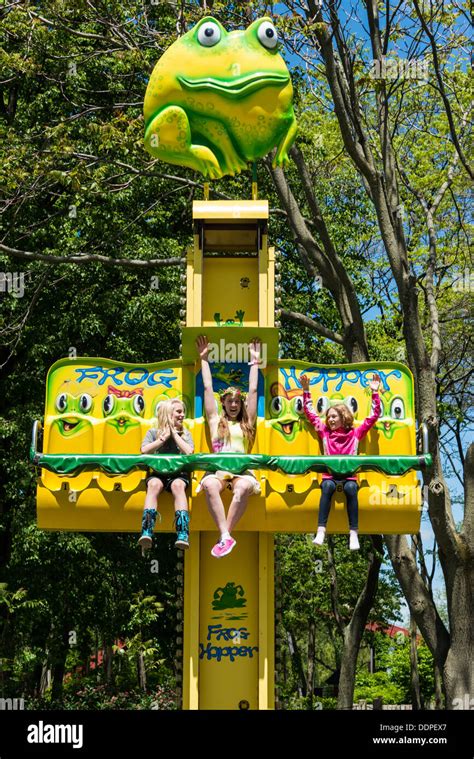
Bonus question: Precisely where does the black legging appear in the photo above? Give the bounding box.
[318,479,359,530]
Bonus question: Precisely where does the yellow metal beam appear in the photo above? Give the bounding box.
[192,200,269,220]
[183,537,200,710]
[258,532,275,709]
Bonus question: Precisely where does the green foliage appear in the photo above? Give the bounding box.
[276,535,403,705]
[27,681,177,710]
[388,640,436,705]
[354,671,405,705]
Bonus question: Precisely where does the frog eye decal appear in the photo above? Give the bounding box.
[133,395,145,415]
[197,21,221,47]
[55,393,68,413]
[292,396,305,415]
[270,396,283,415]
[79,394,93,413]
[345,396,358,415]
[316,396,329,415]
[390,397,405,420]
[103,395,115,415]
[257,20,278,49]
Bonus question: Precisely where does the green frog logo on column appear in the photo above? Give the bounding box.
[199,582,258,664]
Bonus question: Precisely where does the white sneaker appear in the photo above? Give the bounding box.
[313,528,326,546]
[349,532,360,551]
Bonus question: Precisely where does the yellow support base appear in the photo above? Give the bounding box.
[182,532,274,710]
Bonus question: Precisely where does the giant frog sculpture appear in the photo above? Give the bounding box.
[144,16,297,178]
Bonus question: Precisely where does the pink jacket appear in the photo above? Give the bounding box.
[303,391,381,480]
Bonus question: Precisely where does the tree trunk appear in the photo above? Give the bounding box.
[337,536,384,710]
[434,663,444,709]
[104,644,114,684]
[287,629,307,697]
[51,652,67,701]
[137,651,146,692]
[410,615,422,710]
[442,562,474,707]
[306,620,316,709]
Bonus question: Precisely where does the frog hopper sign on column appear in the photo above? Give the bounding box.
[143,17,297,178]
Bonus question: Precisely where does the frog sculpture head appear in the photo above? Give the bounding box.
[102,386,145,435]
[50,381,96,438]
[374,391,411,440]
[268,382,306,442]
[144,16,297,178]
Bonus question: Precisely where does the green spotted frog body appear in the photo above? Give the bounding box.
[144,17,297,178]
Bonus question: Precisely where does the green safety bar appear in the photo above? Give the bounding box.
[30,422,432,478]
[31,452,432,478]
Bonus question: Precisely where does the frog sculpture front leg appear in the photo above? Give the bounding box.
[273,118,298,168]
[190,115,248,177]
[144,105,222,179]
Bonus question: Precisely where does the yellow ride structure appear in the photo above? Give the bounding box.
[32,15,431,710]
[32,198,430,709]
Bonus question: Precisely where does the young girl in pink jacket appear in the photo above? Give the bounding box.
[300,373,381,550]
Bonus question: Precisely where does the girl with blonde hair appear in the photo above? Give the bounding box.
[138,398,193,553]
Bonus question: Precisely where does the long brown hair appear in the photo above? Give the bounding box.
[217,388,255,449]
[327,404,354,430]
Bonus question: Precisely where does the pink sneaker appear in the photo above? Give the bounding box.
[211,537,236,558]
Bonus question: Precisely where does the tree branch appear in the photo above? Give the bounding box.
[0,243,183,269]
[412,0,473,180]
[281,308,344,345]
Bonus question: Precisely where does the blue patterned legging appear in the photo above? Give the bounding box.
[318,479,359,530]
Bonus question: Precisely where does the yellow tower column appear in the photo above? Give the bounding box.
[181,198,276,710]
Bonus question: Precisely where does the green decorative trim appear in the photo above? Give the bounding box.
[31,452,432,477]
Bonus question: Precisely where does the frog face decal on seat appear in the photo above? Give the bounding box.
[268,382,306,442]
[102,387,145,435]
[51,381,96,438]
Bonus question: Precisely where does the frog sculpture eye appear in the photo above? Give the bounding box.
[270,396,283,415]
[390,397,405,420]
[292,396,304,415]
[344,396,358,415]
[133,395,145,415]
[55,393,68,412]
[197,21,222,47]
[103,395,115,415]
[257,20,278,49]
[316,396,329,415]
[79,393,93,413]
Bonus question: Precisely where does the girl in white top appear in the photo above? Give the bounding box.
[196,335,261,558]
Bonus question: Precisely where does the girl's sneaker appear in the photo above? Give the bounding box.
[313,527,326,546]
[349,531,360,550]
[211,537,236,558]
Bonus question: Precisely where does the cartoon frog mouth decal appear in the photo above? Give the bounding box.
[278,421,294,436]
[177,72,289,98]
[116,417,129,428]
[383,421,392,432]
[62,419,79,433]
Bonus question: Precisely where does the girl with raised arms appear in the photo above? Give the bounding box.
[301,372,381,550]
[196,336,261,558]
